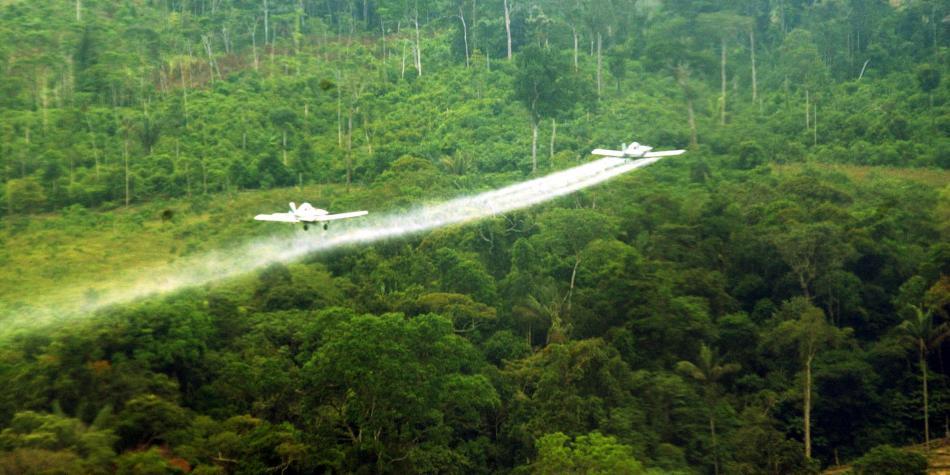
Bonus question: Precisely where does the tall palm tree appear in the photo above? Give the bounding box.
[513,289,568,346]
[897,304,950,448]
[676,344,741,475]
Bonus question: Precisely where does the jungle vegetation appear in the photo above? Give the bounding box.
[0,0,948,473]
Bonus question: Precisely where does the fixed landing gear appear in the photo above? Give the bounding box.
[303,224,309,231]
[323,223,329,230]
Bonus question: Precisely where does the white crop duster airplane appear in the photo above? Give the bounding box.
[591,141,686,159]
[254,202,368,231]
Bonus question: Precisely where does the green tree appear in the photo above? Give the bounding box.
[115,394,190,449]
[4,177,47,214]
[606,46,627,93]
[696,13,752,125]
[534,208,618,314]
[916,63,941,120]
[896,304,950,448]
[303,312,497,473]
[675,344,740,475]
[114,447,179,475]
[777,29,830,93]
[0,410,116,474]
[765,298,851,460]
[514,45,590,172]
[772,222,850,300]
[726,403,813,475]
[530,431,647,474]
[413,292,497,334]
[851,445,927,475]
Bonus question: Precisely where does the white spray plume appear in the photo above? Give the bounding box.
[1,156,666,335]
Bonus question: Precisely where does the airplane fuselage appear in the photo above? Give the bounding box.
[621,142,653,158]
[590,140,684,160]
[254,202,368,231]
[293,203,329,221]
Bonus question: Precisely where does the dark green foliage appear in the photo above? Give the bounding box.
[916,65,941,94]
[851,445,927,475]
[514,44,591,123]
[116,395,189,449]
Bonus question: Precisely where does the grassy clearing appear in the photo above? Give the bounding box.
[0,183,358,307]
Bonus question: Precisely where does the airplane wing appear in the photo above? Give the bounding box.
[309,210,369,222]
[591,148,626,157]
[254,213,300,223]
[643,149,686,158]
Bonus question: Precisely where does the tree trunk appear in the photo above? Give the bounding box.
[39,74,48,131]
[222,27,231,54]
[572,27,578,71]
[931,93,935,134]
[531,120,538,173]
[124,138,130,207]
[549,118,556,158]
[180,55,189,127]
[805,89,810,130]
[804,354,812,459]
[282,130,288,166]
[414,14,422,76]
[380,19,387,61]
[750,29,757,102]
[337,72,343,147]
[76,0,81,21]
[799,271,811,301]
[504,0,512,60]
[401,41,407,79]
[263,0,269,45]
[596,33,602,98]
[710,413,719,475]
[719,36,726,125]
[364,114,373,155]
[459,7,470,67]
[687,98,697,148]
[922,341,931,448]
[471,0,477,53]
[858,59,870,80]
[87,117,99,180]
[251,21,259,71]
[347,108,353,189]
[813,103,817,146]
[568,253,580,312]
[931,4,937,51]
[201,35,221,84]
[269,26,276,74]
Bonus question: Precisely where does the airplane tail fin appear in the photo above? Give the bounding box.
[289,202,297,213]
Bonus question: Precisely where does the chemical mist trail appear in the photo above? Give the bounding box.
[4,155,667,334]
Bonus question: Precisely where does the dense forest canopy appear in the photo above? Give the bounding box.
[0,0,948,473]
